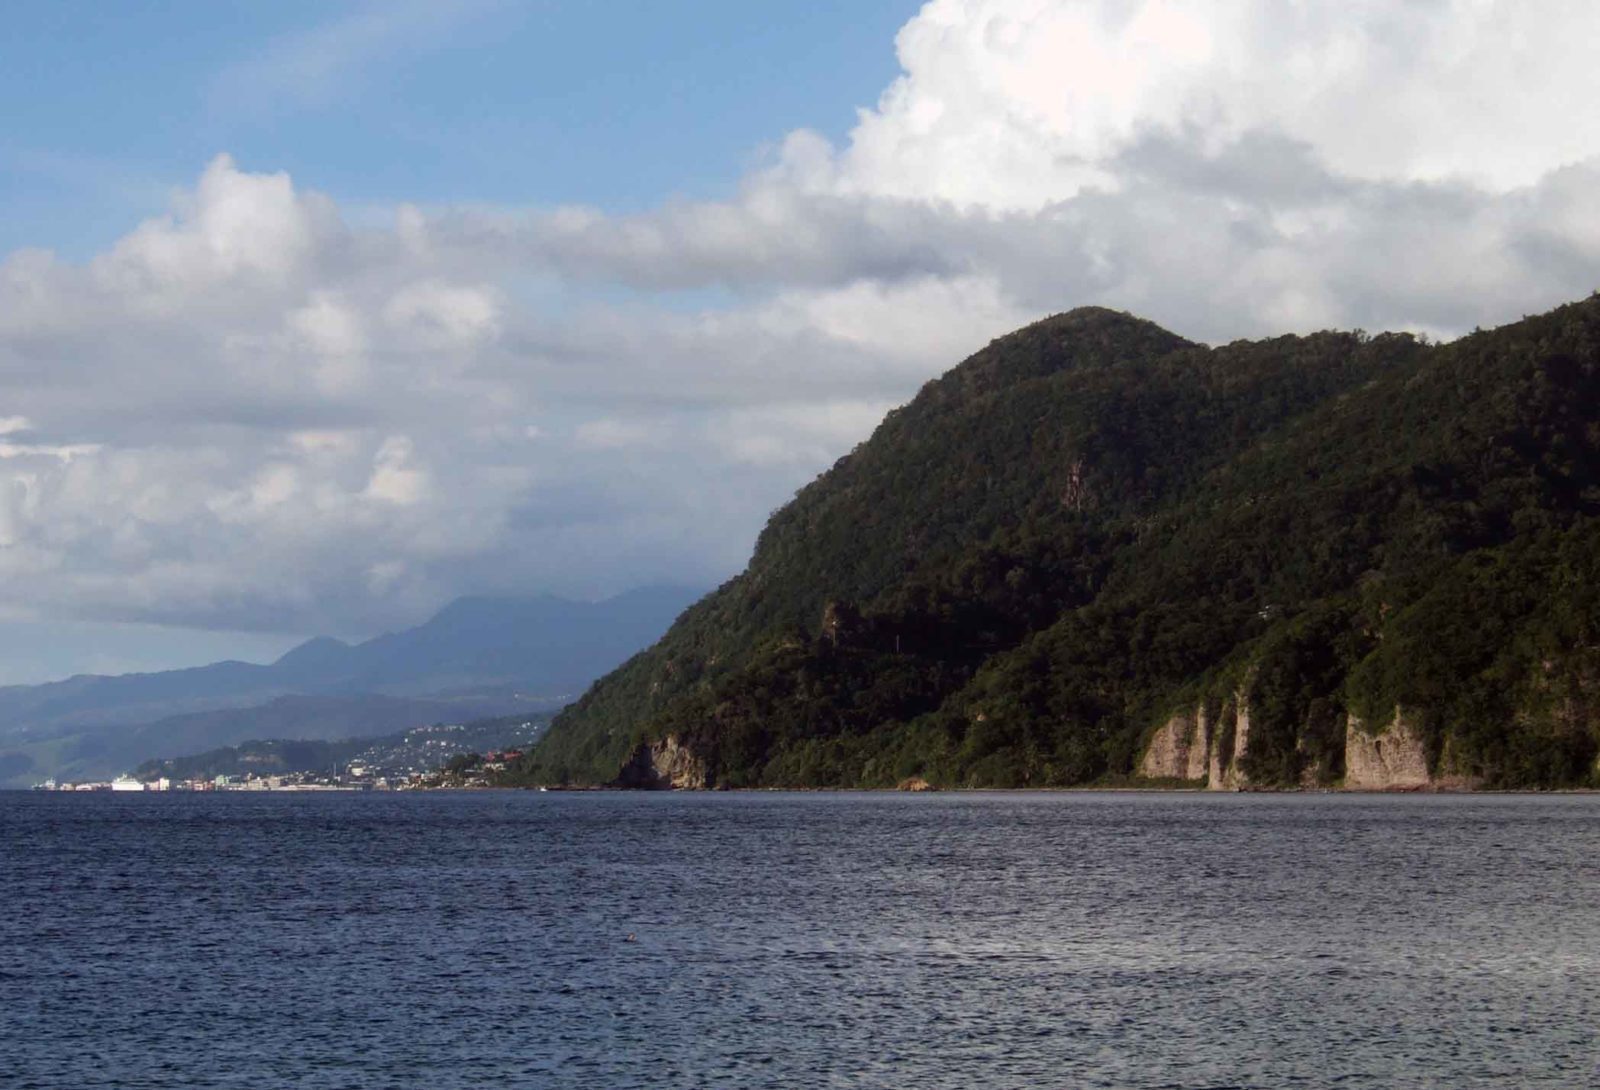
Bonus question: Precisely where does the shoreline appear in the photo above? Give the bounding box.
[500,782,1600,796]
[13,782,1599,796]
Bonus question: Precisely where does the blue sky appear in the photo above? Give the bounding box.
[0,0,916,681]
[5,0,1600,685]
[2,1,916,259]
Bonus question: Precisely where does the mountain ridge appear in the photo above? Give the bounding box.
[516,296,1600,790]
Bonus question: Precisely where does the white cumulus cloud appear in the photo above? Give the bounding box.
[7,2,1600,648]
[821,0,1600,208]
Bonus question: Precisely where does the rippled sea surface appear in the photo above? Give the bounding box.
[3,791,1599,1088]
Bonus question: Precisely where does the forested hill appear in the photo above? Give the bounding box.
[515,298,1600,790]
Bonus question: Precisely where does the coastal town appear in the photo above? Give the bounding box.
[32,748,525,793]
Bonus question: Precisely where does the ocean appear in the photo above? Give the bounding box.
[3,790,1597,1088]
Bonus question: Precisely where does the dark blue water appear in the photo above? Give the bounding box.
[3,791,1598,1088]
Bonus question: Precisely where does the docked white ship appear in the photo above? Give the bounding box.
[110,775,146,792]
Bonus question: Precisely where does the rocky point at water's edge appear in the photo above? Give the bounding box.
[1138,697,1488,791]
[1341,712,1481,791]
[613,735,714,790]
[1136,690,1257,791]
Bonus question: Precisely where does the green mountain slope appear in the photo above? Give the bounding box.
[516,298,1600,790]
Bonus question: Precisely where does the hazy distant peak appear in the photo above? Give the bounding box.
[598,584,707,607]
[274,636,351,670]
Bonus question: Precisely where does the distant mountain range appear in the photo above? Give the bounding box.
[0,587,699,787]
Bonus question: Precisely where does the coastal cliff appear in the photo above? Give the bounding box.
[1138,696,1254,790]
[613,735,713,790]
[517,298,1600,792]
[1139,699,1490,791]
[1342,712,1481,790]
[1211,699,1252,792]
[1137,709,1211,783]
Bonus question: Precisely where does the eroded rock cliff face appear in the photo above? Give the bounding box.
[613,735,712,789]
[1344,711,1480,790]
[1343,712,1431,789]
[1137,696,1252,789]
[1140,697,1486,791]
[1137,710,1209,781]
[1209,700,1252,791]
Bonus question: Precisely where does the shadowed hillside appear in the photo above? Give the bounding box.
[516,298,1600,790]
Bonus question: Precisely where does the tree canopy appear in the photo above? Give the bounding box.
[513,299,1600,790]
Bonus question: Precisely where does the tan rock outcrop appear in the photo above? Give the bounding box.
[1344,711,1431,789]
[1190,704,1209,781]
[1343,710,1479,790]
[1208,694,1252,791]
[1142,688,1498,792]
[1138,710,1207,781]
[614,735,712,789]
[1185,708,1212,781]
[1138,701,1247,786]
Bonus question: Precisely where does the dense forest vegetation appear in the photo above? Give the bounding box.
[511,298,1600,790]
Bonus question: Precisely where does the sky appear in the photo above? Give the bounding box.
[5,0,1600,684]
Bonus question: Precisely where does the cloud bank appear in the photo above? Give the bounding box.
[6,0,1600,639]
